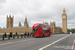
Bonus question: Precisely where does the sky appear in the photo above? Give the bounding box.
[0,0,75,29]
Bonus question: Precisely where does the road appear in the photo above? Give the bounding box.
[0,34,75,50]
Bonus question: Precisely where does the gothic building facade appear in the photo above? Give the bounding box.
[0,15,32,34]
[43,21,62,33]
[50,21,62,33]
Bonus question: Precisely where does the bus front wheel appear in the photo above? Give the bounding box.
[49,34,50,36]
[43,34,44,37]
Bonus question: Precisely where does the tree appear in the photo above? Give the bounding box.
[68,29,75,33]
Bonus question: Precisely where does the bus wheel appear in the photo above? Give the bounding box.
[49,34,50,36]
[43,34,44,37]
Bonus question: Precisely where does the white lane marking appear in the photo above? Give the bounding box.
[28,41,35,44]
[0,39,33,45]
[39,35,71,50]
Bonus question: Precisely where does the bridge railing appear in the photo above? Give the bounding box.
[0,33,33,41]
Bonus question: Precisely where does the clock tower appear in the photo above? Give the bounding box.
[62,8,67,33]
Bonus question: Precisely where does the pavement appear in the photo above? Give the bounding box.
[0,34,75,50]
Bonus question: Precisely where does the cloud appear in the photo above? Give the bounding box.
[0,0,75,29]
[0,0,6,3]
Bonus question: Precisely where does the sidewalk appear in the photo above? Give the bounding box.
[0,37,17,41]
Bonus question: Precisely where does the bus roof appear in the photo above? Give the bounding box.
[32,23,50,28]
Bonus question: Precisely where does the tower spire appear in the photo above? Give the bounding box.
[24,16,29,28]
[63,8,65,12]
[63,8,66,14]
[6,14,13,28]
[25,16,27,24]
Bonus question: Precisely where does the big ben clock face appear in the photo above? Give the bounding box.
[63,16,65,18]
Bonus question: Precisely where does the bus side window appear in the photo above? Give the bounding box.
[42,31,44,33]
[35,25,40,31]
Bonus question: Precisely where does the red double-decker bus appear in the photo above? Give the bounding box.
[32,23,51,37]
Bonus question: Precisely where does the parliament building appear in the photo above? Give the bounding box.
[0,9,67,34]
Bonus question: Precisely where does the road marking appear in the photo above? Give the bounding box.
[72,40,75,50]
[0,39,33,46]
[39,35,71,50]
[28,41,35,44]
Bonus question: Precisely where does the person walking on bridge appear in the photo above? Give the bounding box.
[24,32,27,37]
[4,32,7,38]
[30,32,33,37]
[27,32,29,37]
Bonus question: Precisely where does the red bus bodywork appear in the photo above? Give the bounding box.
[32,23,51,37]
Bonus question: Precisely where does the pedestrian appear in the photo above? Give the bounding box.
[27,32,29,37]
[10,32,12,38]
[30,32,33,37]
[15,32,17,36]
[31,32,33,37]
[30,32,31,37]
[24,32,27,37]
[21,32,23,36]
[4,32,7,38]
